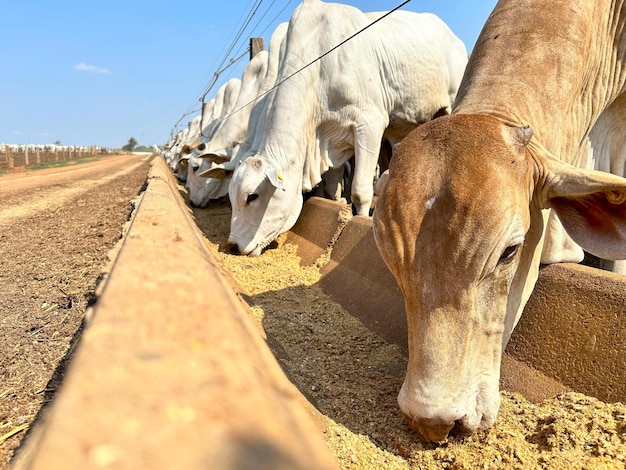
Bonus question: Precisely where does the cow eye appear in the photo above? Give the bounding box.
[498,244,519,264]
[246,193,259,204]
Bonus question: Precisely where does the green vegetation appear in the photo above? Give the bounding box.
[121,137,156,154]
[122,136,138,153]
[133,145,155,153]
[26,155,105,172]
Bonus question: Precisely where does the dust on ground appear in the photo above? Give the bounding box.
[0,154,152,467]
[189,195,626,470]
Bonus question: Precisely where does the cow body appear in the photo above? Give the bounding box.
[373,0,626,442]
[184,78,241,206]
[196,50,269,163]
[168,121,198,183]
[227,0,467,256]
[192,23,289,207]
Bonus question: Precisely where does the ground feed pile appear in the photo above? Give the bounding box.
[190,198,625,470]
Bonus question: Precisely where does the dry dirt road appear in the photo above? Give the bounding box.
[0,154,153,467]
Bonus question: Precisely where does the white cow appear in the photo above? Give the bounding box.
[373,0,626,442]
[196,50,269,163]
[163,131,183,169]
[176,80,231,180]
[185,78,241,206]
[169,115,204,184]
[186,50,270,208]
[226,0,468,256]
[166,127,191,180]
[197,23,289,196]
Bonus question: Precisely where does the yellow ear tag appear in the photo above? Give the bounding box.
[606,190,626,205]
[277,173,283,180]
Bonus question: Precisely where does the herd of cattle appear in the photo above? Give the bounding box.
[163,0,468,255]
[162,0,626,442]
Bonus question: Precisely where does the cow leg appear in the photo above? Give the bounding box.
[321,165,346,202]
[351,124,385,215]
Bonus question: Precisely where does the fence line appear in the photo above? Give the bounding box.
[0,145,113,169]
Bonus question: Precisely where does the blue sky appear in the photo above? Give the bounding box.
[1,0,497,149]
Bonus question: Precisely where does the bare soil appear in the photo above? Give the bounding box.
[0,154,153,467]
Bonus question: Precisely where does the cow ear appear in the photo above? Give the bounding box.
[543,159,626,259]
[198,166,222,179]
[266,167,285,190]
[200,153,229,164]
[199,165,234,180]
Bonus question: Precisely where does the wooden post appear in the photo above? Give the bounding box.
[249,37,264,59]
[24,146,29,166]
[5,145,12,168]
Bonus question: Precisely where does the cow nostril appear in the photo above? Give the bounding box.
[406,416,455,442]
[449,418,473,438]
[228,243,240,254]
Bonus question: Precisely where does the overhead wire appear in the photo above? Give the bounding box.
[195,0,296,122]
[170,0,266,137]
[215,0,412,125]
[196,0,265,107]
[169,0,412,142]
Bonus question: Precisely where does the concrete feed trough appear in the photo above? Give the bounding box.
[285,196,626,404]
[13,158,338,470]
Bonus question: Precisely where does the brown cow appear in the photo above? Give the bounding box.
[373,0,626,442]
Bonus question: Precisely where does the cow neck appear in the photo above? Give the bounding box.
[453,0,626,166]
[207,56,268,157]
[256,67,315,176]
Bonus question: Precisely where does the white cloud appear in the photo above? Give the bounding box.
[73,62,111,74]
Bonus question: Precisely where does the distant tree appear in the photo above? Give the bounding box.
[54,140,62,145]
[122,136,138,153]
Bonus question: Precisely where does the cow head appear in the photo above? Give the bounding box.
[228,155,302,256]
[175,155,190,183]
[186,152,229,208]
[373,114,626,442]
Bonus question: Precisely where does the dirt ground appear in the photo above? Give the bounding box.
[1,155,624,469]
[0,154,153,467]
[187,192,626,469]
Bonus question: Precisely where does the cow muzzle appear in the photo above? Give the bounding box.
[405,414,481,442]
[228,243,242,255]
[398,379,500,442]
[407,417,456,443]
[228,242,263,257]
